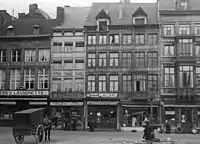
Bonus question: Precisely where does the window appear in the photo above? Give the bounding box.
[0,50,6,62]
[64,79,73,92]
[98,21,108,31]
[88,53,96,67]
[122,75,132,92]
[109,53,119,67]
[164,67,175,87]
[99,75,106,92]
[109,75,118,92]
[178,39,193,56]
[52,78,61,92]
[0,69,6,90]
[109,34,119,44]
[179,66,193,88]
[75,59,84,69]
[99,35,107,45]
[39,49,50,62]
[135,52,145,68]
[196,45,200,56]
[195,24,200,35]
[11,49,21,62]
[122,52,131,68]
[179,24,190,35]
[178,0,188,10]
[25,50,36,62]
[38,69,49,89]
[75,79,84,92]
[196,68,200,87]
[99,53,107,67]
[76,42,84,47]
[87,75,95,92]
[10,69,21,90]
[64,60,73,69]
[135,34,145,45]
[134,75,146,91]
[163,45,174,56]
[53,42,62,52]
[135,18,145,25]
[24,69,35,90]
[64,42,73,52]
[123,34,132,45]
[148,75,158,92]
[147,52,158,68]
[88,36,96,45]
[164,24,175,36]
[147,34,158,45]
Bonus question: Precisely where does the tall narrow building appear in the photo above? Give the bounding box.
[84,1,161,130]
[159,0,200,132]
[50,6,90,130]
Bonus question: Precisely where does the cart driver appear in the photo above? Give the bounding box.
[43,112,52,142]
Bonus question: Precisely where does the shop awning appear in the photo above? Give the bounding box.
[122,105,158,108]
[165,105,200,107]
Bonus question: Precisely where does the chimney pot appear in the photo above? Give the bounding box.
[56,7,64,26]
[29,3,38,13]
[18,13,25,19]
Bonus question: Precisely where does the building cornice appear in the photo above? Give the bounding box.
[159,10,200,16]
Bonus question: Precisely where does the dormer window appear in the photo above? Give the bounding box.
[176,0,188,10]
[6,25,14,36]
[132,7,147,25]
[33,24,40,35]
[96,9,110,31]
[134,17,146,25]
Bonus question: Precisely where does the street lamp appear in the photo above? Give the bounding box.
[149,94,154,118]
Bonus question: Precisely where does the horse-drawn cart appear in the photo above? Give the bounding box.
[12,108,46,144]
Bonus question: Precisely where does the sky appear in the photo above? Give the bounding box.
[0,0,157,18]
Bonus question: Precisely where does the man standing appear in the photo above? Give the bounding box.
[43,112,52,142]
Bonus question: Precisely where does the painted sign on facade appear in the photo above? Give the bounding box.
[50,102,83,106]
[0,91,49,96]
[86,93,118,98]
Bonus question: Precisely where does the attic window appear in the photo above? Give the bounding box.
[133,17,146,25]
[99,21,108,31]
[6,25,14,36]
[33,24,40,35]
[96,9,110,31]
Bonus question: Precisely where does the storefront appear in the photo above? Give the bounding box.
[197,108,200,128]
[0,90,49,126]
[164,105,200,132]
[121,104,158,127]
[87,101,119,129]
[50,101,84,130]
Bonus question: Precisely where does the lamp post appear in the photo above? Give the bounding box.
[149,95,154,118]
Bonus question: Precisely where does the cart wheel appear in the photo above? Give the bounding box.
[35,125,44,144]
[14,135,24,144]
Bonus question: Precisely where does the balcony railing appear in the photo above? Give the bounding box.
[161,87,176,94]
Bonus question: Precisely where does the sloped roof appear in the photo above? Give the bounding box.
[132,7,147,17]
[3,19,57,35]
[84,2,158,26]
[96,9,110,20]
[159,0,200,11]
[55,7,90,29]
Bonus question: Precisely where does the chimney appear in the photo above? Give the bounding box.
[56,7,65,26]
[29,3,38,13]
[18,13,25,19]
[0,10,6,14]
[119,3,123,19]
[120,0,131,4]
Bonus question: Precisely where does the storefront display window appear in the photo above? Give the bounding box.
[197,108,200,128]
[123,108,147,127]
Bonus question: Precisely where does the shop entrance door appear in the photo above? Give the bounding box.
[181,108,192,133]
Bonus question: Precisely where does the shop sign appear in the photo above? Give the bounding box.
[86,93,118,98]
[0,98,47,101]
[87,101,118,105]
[165,111,175,115]
[0,101,16,105]
[50,102,83,106]
[0,91,49,96]
[29,102,47,105]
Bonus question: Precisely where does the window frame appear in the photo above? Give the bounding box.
[98,35,107,45]
[87,75,96,92]
[39,49,50,62]
[38,69,49,89]
[109,75,119,92]
[122,34,132,45]
[75,78,84,92]
[179,24,190,35]
[11,49,21,62]
[122,74,132,92]
[88,53,96,67]
[133,74,146,92]
[148,74,158,92]
[164,67,175,87]
[99,53,107,67]
[10,69,21,90]
[163,45,175,56]
[109,34,119,45]
[164,24,175,36]
[87,35,96,45]
[122,52,132,68]
[147,34,158,45]
[98,75,106,92]
[179,66,193,88]
[178,39,193,56]
[24,69,35,90]
[147,52,158,68]
[109,53,119,67]
[25,49,36,62]
[0,69,6,90]
[0,50,6,62]
[135,34,145,45]
[135,52,145,68]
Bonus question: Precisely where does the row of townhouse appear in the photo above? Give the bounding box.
[0,0,200,131]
